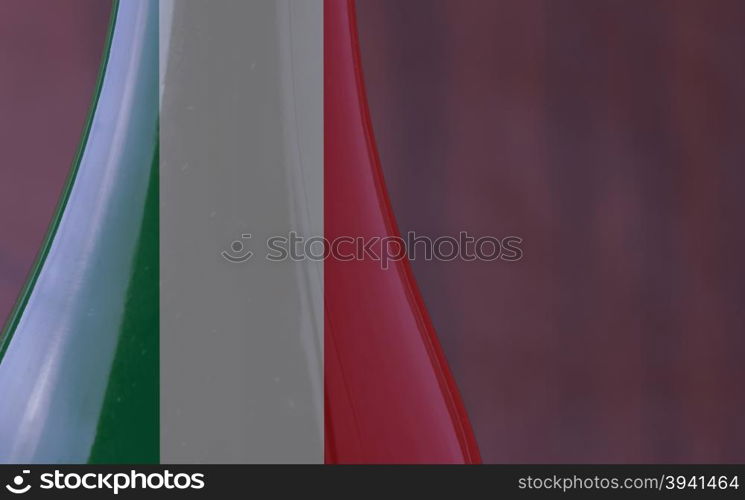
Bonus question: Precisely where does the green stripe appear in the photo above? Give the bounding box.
[89,145,159,464]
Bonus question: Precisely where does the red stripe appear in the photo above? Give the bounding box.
[324,0,481,464]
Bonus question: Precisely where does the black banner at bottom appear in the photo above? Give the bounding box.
[0,465,741,498]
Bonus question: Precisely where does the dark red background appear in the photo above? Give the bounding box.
[0,0,111,326]
[357,0,745,462]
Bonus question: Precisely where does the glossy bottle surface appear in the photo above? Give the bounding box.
[324,0,480,464]
[0,0,158,464]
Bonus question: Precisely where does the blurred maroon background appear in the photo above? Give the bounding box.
[357,0,745,462]
[0,0,111,327]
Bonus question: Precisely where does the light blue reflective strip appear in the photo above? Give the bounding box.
[0,0,158,463]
